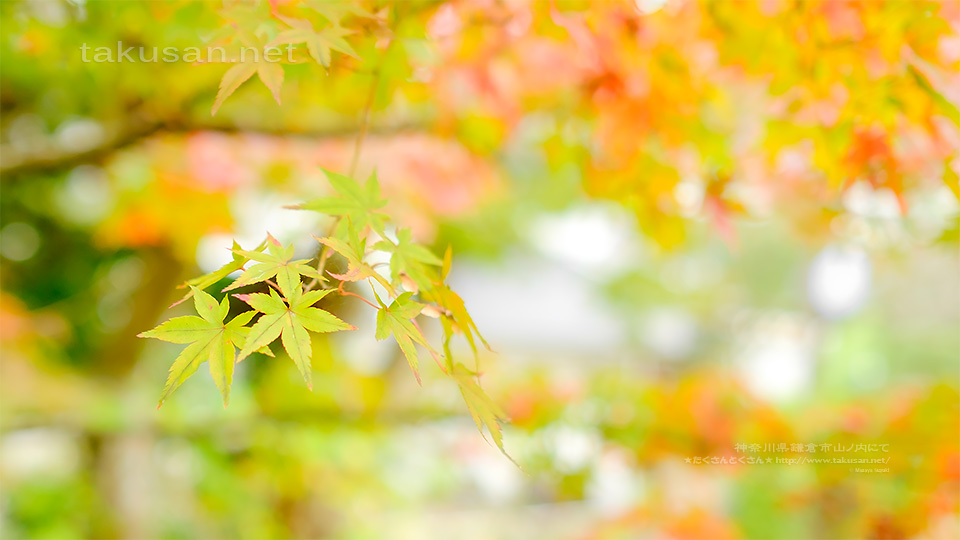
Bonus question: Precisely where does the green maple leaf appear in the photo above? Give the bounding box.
[268,16,361,67]
[374,291,434,385]
[210,30,285,116]
[139,286,255,407]
[451,363,512,460]
[315,229,396,295]
[293,170,388,235]
[223,235,323,296]
[235,286,353,388]
[374,228,442,291]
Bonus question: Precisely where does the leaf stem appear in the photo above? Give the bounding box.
[306,46,386,292]
[337,280,379,309]
[265,279,283,295]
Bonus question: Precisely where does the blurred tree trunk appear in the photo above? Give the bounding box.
[95,245,185,379]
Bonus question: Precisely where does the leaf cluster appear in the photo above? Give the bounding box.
[140,169,509,457]
[209,0,375,115]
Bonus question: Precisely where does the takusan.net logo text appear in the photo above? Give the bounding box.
[79,43,297,63]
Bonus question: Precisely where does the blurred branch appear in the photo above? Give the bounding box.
[0,114,164,178]
[0,113,425,178]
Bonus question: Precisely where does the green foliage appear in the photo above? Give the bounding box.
[235,287,352,389]
[209,0,371,115]
[223,235,324,295]
[139,286,255,407]
[294,170,389,236]
[452,363,510,457]
[317,220,396,295]
[374,291,431,384]
[374,228,442,291]
[269,16,361,67]
[139,171,508,457]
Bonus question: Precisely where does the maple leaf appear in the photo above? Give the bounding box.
[268,16,361,67]
[315,231,396,296]
[451,363,513,460]
[223,235,323,296]
[422,246,490,358]
[139,286,255,407]
[235,286,354,388]
[374,291,434,385]
[374,228,442,291]
[210,30,285,116]
[292,170,388,235]
[172,240,266,307]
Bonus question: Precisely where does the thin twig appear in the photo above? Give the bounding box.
[337,283,379,309]
[305,55,385,292]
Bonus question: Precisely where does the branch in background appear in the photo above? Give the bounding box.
[0,112,425,178]
[0,115,164,178]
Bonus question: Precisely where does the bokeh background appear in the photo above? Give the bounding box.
[1,1,959,539]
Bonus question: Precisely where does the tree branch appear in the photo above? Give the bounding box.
[0,114,424,178]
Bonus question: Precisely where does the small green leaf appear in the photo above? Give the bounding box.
[210,31,287,115]
[269,17,361,67]
[316,231,396,295]
[224,236,323,295]
[235,286,354,389]
[451,363,513,461]
[374,228,442,291]
[373,291,433,384]
[139,286,254,406]
[294,170,388,235]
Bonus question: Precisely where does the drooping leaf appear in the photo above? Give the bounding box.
[235,286,354,388]
[138,286,254,406]
[373,291,433,384]
[293,170,388,235]
[451,363,513,461]
[422,246,490,358]
[223,235,324,296]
